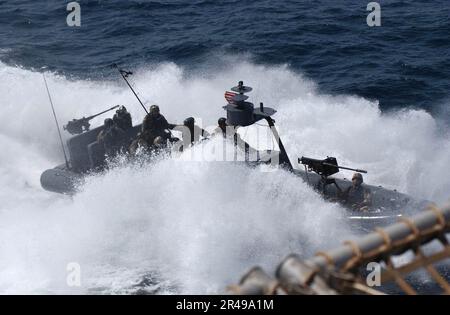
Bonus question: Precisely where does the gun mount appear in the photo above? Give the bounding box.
[299,156,367,178]
[223,81,293,170]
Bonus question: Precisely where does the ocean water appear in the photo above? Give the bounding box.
[0,0,449,294]
[1,0,449,110]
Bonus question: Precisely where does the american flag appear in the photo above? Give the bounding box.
[224,91,237,103]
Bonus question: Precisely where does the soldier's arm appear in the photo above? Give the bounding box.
[141,115,149,131]
[161,116,177,130]
[161,116,168,129]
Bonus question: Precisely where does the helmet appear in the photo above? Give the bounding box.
[183,117,195,126]
[117,105,127,113]
[218,117,227,125]
[149,105,160,114]
[352,173,363,182]
[104,118,114,128]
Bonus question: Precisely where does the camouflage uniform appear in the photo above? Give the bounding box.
[97,118,113,143]
[142,105,173,142]
[97,119,126,156]
[340,173,372,210]
[113,106,132,131]
[129,133,167,156]
[128,131,152,155]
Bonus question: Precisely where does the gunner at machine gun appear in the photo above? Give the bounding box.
[299,156,372,211]
[338,172,372,211]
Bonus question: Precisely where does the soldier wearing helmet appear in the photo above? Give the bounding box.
[113,105,132,131]
[141,105,176,144]
[213,117,228,138]
[182,117,209,144]
[171,117,209,152]
[337,172,372,211]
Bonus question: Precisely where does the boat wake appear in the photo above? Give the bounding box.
[0,58,449,293]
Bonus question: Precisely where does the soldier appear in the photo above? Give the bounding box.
[182,117,209,144]
[97,118,113,142]
[212,117,228,138]
[172,117,209,152]
[113,105,132,131]
[141,105,176,144]
[209,117,260,161]
[336,173,372,211]
[97,118,126,156]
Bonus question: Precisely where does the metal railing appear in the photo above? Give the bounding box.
[228,203,450,295]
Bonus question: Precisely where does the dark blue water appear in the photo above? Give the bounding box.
[1,0,449,111]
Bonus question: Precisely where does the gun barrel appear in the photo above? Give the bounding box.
[298,157,368,175]
[322,162,367,174]
[85,105,120,121]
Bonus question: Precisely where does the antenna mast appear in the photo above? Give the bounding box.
[43,74,70,169]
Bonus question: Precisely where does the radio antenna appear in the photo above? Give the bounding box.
[43,74,70,169]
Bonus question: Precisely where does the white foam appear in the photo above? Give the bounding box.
[0,59,449,293]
